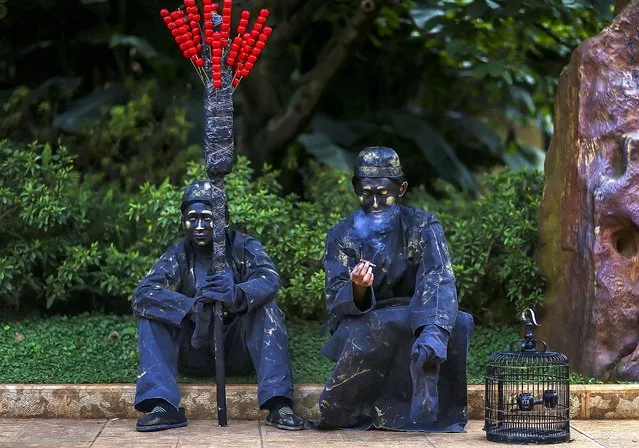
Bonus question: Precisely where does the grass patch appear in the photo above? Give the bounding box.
[0,313,610,384]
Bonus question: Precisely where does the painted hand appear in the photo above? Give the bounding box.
[410,325,449,368]
[351,259,374,288]
[196,270,236,306]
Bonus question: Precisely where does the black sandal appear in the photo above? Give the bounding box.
[265,406,305,431]
[136,405,188,432]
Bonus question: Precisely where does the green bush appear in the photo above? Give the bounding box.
[1,81,201,191]
[408,169,546,325]
[1,140,544,323]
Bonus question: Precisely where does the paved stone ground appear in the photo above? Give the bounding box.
[0,419,638,447]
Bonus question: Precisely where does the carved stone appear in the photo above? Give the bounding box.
[537,0,639,381]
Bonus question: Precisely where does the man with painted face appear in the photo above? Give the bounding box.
[317,146,473,431]
[132,180,304,432]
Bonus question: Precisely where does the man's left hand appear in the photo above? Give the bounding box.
[197,270,236,305]
[410,325,449,369]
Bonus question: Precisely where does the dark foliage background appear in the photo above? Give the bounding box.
[0,1,617,323]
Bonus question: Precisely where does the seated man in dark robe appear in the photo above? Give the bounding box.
[132,180,304,432]
[317,147,474,432]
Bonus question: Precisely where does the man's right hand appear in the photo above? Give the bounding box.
[351,259,374,288]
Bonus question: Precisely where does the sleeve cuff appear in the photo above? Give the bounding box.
[332,279,376,317]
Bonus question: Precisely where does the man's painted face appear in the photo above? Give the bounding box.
[354,177,408,217]
[183,202,214,247]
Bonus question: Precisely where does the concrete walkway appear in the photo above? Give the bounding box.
[0,419,638,447]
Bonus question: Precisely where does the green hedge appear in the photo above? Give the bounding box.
[0,140,544,323]
[0,314,523,384]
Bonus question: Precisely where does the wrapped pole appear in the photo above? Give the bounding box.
[159,0,273,428]
[202,16,234,428]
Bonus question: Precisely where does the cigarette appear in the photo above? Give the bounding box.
[360,258,376,267]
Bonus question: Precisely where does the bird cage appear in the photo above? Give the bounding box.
[484,309,570,444]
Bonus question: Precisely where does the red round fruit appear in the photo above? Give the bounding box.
[241,10,250,19]
[175,18,185,26]
[213,72,222,80]
[196,58,205,67]
[180,42,188,51]
[241,69,249,76]
[205,29,214,36]
[214,80,223,88]
[237,26,246,34]
[255,41,265,49]
[204,12,212,20]
[248,55,257,63]
[231,43,240,51]
[213,56,221,64]
[254,23,263,31]
[160,9,170,17]
[205,36,213,44]
[182,50,190,57]
[163,16,172,24]
[203,4,212,12]
[227,58,236,66]
[191,13,200,21]
[251,48,261,55]
[263,26,272,35]
[239,18,248,26]
[171,29,180,37]
[258,34,267,41]
[259,8,269,17]
[170,11,180,19]
[193,34,201,43]
[245,62,254,70]
[188,47,197,56]
[223,7,231,16]
[257,16,266,24]
[212,41,221,49]
[213,64,221,71]
[251,30,259,38]
[232,78,239,86]
[197,44,202,51]
[213,48,222,56]
[221,23,230,31]
[168,22,177,29]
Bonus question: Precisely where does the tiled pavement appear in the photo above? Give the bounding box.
[0,419,638,447]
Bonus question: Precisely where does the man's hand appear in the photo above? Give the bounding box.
[410,325,449,369]
[196,270,237,307]
[351,259,374,288]
[351,259,374,303]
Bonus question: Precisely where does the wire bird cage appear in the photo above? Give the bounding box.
[484,309,570,444]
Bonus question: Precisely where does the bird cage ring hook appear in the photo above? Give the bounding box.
[510,308,548,352]
[521,308,540,327]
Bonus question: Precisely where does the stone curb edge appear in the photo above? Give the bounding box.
[1,384,638,420]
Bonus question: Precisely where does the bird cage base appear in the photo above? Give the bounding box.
[486,425,570,444]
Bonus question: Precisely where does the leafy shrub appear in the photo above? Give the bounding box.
[1,81,201,191]
[408,168,546,325]
[1,140,544,323]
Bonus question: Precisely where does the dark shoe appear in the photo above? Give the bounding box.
[136,405,188,432]
[265,405,305,431]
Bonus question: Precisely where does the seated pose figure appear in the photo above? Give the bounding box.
[132,180,304,432]
[317,147,474,432]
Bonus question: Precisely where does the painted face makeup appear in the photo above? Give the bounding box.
[183,202,214,247]
[354,177,406,218]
